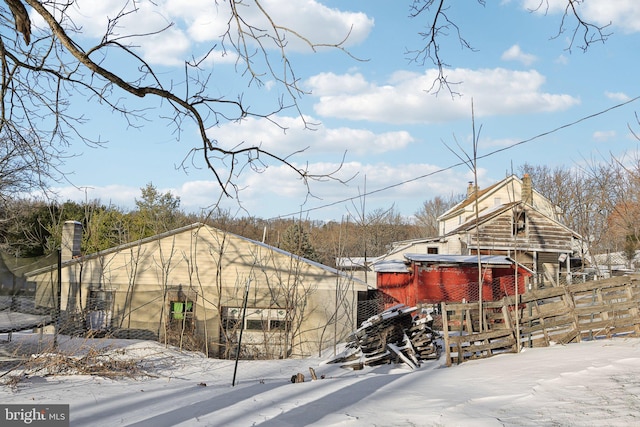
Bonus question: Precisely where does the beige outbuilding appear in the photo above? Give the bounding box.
[27,222,368,359]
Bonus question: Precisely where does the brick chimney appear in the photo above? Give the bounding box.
[522,173,533,205]
[467,181,477,198]
[61,221,82,261]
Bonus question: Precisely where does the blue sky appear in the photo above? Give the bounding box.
[41,1,640,221]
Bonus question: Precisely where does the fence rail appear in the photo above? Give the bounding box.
[440,274,640,366]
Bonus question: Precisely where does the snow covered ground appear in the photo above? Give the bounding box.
[2,333,640,426]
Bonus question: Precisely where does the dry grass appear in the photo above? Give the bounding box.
[0,335,151,389]
[21,347,142,378]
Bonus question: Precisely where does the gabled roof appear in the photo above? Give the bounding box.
[445,201,519,236]
[444,180,504,217]
[439,174,556,222]
[438,176,512,221]
[26,223,206,277]
[26,223,363,283]
[445,200,581,240]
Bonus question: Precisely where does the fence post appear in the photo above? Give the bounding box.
[54,248,61,349]
[441,301,452,367]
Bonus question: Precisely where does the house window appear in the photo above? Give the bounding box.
[86,289,114,331]
[223,307,290,332]
[87,289,113,312]
[513,210,526,236]
[270,319,287,330]
[170,301,193,325]
[246,319,266,330]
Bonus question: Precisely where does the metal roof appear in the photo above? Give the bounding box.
[403,254,515,265]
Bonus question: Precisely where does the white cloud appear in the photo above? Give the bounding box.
[521,0,567,14]
[501,45,537,66]
[233,160,475,218]
[43,160,474,219]
[579,0,640,33]
[140,28,192,67]
[242,0,374,50]
[308,68,580,124]
[167,0,374,50]
[209,115,415,157]
[176,180,229,211]
[34,0,374,65]
[593,130,616,142]
[605,91,631,102]
[306,73,372,96]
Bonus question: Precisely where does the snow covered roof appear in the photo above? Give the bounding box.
[403,254,515,265]
[373,254,518,273]
[373,259,410,273]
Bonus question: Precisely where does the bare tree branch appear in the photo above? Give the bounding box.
[528,0,611,52]
[0,0,353,204]
[408,0,611,93]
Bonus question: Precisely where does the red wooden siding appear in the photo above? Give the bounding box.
[377,263,530,307]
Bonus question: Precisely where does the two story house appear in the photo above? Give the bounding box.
[375,174,582,297]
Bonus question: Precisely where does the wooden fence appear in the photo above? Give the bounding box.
[440,274,640,366]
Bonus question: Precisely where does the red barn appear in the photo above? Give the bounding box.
[374,254,532,309]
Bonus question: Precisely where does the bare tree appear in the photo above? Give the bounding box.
[414,194,463,237]
[517,162,616,273]
[0,134,57,200]
[362,206,413,257]
[595,155,640,255]
[0,1,350,201]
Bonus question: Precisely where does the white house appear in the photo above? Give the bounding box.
[372,174,582,287]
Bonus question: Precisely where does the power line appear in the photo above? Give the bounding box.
[272,95,640,220]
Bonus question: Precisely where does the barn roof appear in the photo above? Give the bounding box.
[373,254,522,273]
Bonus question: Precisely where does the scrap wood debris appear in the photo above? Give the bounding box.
[326,304,441,370]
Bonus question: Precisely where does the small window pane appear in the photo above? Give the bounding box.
[246,319,264,330]
[171,301,193,320]
[270,320,287,331]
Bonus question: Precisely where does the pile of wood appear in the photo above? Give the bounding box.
[327,304,441,370]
